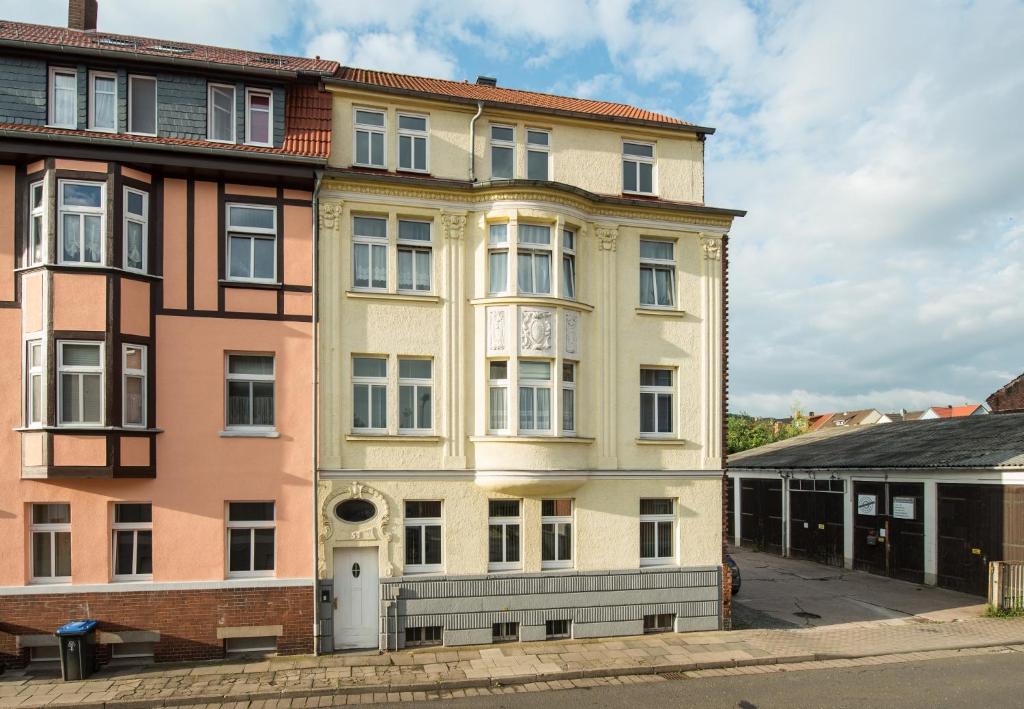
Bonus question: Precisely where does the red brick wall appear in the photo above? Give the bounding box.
[0,584,312,668]
[988,376,1024,414]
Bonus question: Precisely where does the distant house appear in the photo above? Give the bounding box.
[807,409,882,431]
[920,404,988,419]
[878,410,926,423]
[988,372,1024,414]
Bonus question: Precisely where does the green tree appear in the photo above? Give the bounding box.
[726,408,807,455]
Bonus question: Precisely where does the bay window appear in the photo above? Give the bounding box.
[562,228,576,299]
[518,360,552,432]
[29,181,44,265]
[516,224,551,295]
[354,108,385,168]
[58,341,103,426]
[562,362,576,434]
[352,356,387,432]
[488,360,509,432]
[26,340,43,427]
[352,216,387,290]
[59,180,104,265]
[487,223,509,295]
[123,344,147,427]
[123,187,148,273]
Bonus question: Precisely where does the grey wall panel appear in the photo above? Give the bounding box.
[0,56,47,125]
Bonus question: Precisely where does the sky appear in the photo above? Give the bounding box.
[4,0,1023,417]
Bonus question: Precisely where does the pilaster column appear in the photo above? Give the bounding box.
[441,211,468,468]
[700,234,724,470]
[318,199,344,470]
[594,223,618,469]
[924,480,938,584]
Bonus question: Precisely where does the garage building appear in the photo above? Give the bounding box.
[727,413,1024,595]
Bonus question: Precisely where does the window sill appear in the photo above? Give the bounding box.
[345,290,441,304]
[639,560,676,568]
[403,568,444,576]
[226,573,276,580]
[346,434,441,442]
[635,307,686,318]
[220,279,282,290]
[219,430,280,439]
[470,295,594,312]
[352,163,387,171]
[635,437,686,446]
[112,576,153,583]
[15,426,163,433]
[469,435,594,444]
[541,563,574,571]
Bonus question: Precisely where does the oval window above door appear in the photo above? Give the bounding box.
[336,499,376,523]
[352,563,361,578]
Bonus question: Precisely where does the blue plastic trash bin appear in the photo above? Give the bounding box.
[55,620,98,680]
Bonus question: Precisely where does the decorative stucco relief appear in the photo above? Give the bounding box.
[564,310,580,356]
[701,235,723,261]
[319,481,397,579]
[486,307,508,355]
[440,212,467,240]
[594,225,619,252]
[519,307,554,355]
[318,200,343,230]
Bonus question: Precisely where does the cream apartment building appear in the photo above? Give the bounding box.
[315,70,744,651]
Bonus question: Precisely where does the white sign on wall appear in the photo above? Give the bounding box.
[892,497,916,520]
[857,494,877,516]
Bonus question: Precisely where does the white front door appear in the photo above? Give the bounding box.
[333,547,379,650]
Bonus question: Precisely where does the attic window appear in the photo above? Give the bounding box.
[253,56,285,66]
[97,37,137,48]
[150,44,192,55]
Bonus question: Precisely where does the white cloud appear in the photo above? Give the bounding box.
[305,30,456,78]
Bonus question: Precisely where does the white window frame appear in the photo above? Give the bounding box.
[111,503,152,581]
[58,179,106,266]
[26,339,43,428]
[353,107,386,168]
[226,502,276,578]
[561,361,576,435]
[640,498,675,566]
[398,358,433,434]
[396,219,432,293]
[488,360,510,434]
[397,112,429,172]
[57,340,104,427]
[28,181,45,266]
[516,224,553,296]
[122,344,147,428]
[488,499,522,572]
[123,186,148,274]
[639,239,676,308]
[127,74,158,136]
[541,499,573,570]
[207,83,236,143]
[226,203,277,283]
[224,353,276,431]
[352,356,387,434]
[562,228,576,300]
[518,359,553,434]
[623,140,655,195]
[487,222,510,296]
[244,87,273,147]
[88,70,117,133]
[30,504,71,584]
[639,367,674,438]
[352,215,388,291]
[490,124,515,179]
[404,501,443,574]
[526,128,550,181]
[48,66,77,129]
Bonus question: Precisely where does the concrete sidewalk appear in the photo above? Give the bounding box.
[3,612,1024,708]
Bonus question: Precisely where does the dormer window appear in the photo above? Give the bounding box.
[245,89,272,147]
[208,84,236,143]
[623,141,655,194]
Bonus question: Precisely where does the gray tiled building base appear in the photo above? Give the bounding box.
[379,566,722,649]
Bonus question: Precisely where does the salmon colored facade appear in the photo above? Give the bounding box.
[0,6,335,668]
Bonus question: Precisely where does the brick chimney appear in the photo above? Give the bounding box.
[68,0,98,32]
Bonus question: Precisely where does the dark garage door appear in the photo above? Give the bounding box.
[853,481,924,584]
[938,484,1024,596]
[740,478,783,555]
[789,478,845,567]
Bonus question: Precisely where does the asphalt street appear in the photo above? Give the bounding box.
[371,650,1024,708]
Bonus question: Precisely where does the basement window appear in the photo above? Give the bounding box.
[404,626,442,647]
[110,642,155,662]
[225,636,277,657]
[492,622,519,643]
[643,613,675,633]
[29,645,61,665]
[545,619,571,640]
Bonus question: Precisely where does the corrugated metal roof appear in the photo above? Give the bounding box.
[730,413,1024,470]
